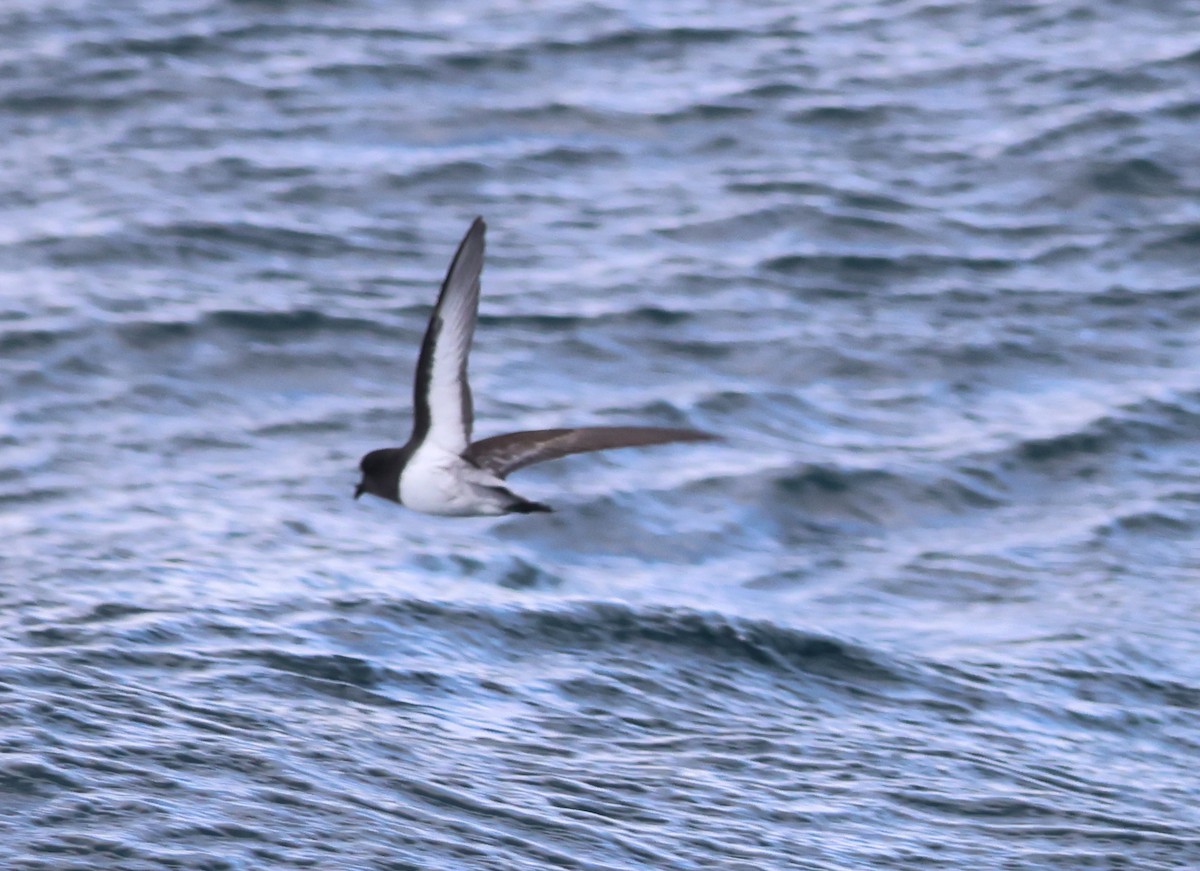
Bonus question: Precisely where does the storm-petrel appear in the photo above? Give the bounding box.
[354,218,715,516]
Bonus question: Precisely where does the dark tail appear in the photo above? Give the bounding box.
[508,498,553,514]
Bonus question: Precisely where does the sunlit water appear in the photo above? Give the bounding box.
[3,1,1200,868]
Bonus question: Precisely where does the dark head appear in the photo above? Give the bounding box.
[355,448,405,503]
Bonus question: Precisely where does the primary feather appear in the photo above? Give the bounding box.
[465,426,717,479]
[412,217,484,455]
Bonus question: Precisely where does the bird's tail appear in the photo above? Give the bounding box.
[507,497,552,514]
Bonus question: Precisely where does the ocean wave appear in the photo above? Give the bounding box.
[319,597,907,686]
[20,219,357,267]
[1013,394,1197,466]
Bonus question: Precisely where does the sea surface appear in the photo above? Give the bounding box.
[3,1,1200,868]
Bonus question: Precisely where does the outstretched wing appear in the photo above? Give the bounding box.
[411,217,485,454]
[464,426,717,479]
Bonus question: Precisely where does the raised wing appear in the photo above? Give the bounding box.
[464,426,717,479]
[411,217,485,454]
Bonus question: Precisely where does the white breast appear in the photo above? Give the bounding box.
[399,444,510,517]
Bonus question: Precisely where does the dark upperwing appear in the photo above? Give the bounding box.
[463,426,717,479]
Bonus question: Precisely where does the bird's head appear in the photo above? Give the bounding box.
[354,448,403,503]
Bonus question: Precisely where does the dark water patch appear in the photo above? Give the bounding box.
[723,178,827,196]
[839,190,918,214]
[110,309,394,355]
[1088,157,1180,196]
[439,47,534,75]
[1069,65,1175,99]
[623,305,693,327]
[543,25,752,56]
[0,84,182,115]
[493,557,562,590]
[1043,664,1200,719]
[244,649,384,689]
[882,551,1042,605]
[475,311,588,330]
[432,24,756,78]
[1087,283,1200,307]
[18,625,97,650]
[654,102,757,122]
[1096,504,1199,539]
[185,154,318,190]
[658,204,815,244]
[814,212,930,250]
[763,250,909,291]
[251,416,350,437]
[518,143,624,169]
[736,81,811,101]
[113,319,198,348]
[772,463,918,531]
[778,464,859,496]
[313,57,441,87]
[0,327,72,355]
[165,220,355,258]
[0,756,85,794]
[121,118,334,153]
[1026,240,1103,268]
[477,98,627,131]
[1002,108,1143,157]
[58,648,216,676]
[787,104,897,127]
[382,159,490,189]
[761,250,1015,290]
[935,469,1009,510]
[207,308,376,336]
[1139,225,1200,262]
[27,222,353,267]
[1014,394,1200,467]
[23,832,142,862]
[1019,429,1107,464]
[167,432,255,450]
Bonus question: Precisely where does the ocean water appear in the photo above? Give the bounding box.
[3,0,1200,867]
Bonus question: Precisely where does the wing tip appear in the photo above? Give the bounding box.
[458,216,486,260]
[655,427,721,444]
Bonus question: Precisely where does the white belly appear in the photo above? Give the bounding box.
[399,446,511,517]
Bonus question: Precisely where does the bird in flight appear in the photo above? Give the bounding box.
[354,217,716,516]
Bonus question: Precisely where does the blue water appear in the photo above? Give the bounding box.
[4,1,1200,868]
